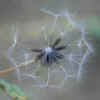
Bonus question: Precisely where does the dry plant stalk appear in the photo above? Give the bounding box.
[0,58,35,75]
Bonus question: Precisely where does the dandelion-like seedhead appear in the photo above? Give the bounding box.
[6,9,93,88]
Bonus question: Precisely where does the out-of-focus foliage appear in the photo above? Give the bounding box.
[0,79,31,100]
[79,16,100,38]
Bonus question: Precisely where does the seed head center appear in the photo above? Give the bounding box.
[45,47,52,53]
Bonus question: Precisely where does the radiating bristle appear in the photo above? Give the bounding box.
[52,38,61,48]
[55,45,66,51]
[31,49,42,52]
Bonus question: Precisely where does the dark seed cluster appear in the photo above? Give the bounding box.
[31,38,66,65]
